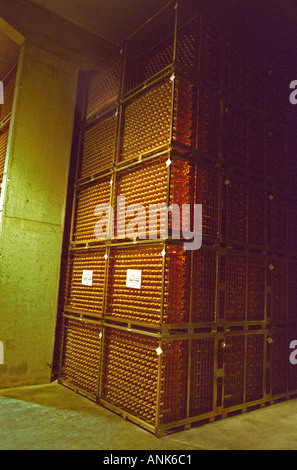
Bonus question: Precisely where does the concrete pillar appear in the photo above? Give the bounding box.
[0,41,79,388]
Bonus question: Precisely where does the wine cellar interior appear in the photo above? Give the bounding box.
[1,0,297,449]
[55,0,297,436]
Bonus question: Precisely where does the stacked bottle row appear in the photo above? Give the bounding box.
[0,65,17,198]
[60,317,297,432]
[61,318,102,397]
[64,244,297,325]
[84,70,297,196]
[73,156,196,244]
[58,0,297,434]
[65,243,190,325]
[73,157,297,253]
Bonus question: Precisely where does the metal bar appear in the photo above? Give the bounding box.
[62,315,103,326]
[68,74,89,244]
[125,0,175,42]
[243,333,247,404]
[222,398,267,415]
[1,61,18,85]
[157,410,216,432]
[82,102,119,130]
[221,332,226,410]
[159,161,172,325]
[169,75,176,146]
[69,238,179,252]
[63,309,103,320]
[186,338,191,419]
[103,315,161,331]
[115,146,170,172]
[57,317,67,384]
[99,399,156,434]
[120,66,174,105]
[173,1,178,63]
[58,378,97,402]
[103,321,161,339]
[76,170,114,189]
[213,334,219,413]
[97,324,105,400]
[102,246,111,317]
[155,340,163,431]
[0,115,11,131]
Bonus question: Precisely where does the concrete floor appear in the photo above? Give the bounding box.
[0,382,297,450]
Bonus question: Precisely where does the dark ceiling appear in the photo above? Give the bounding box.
[0,0,297,79]
[0,0,171,78]
[28,0,170,45]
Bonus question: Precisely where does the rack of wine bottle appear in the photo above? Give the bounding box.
[58,0,297,436]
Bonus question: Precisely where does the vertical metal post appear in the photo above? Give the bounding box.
[221,334,226,411]
[245,247,248,323]
[263,328,267,401]
[69,75,89,245]
[214,248,220,323]
[285,126,289,323]
[119,42,128,98]
[168,2,178,148]
[186,338,192,420]
[169,74,176,147]
[243,332,247,405]
[107,172,116,242]
[102,245,111,317]
[189,162,198,325]
[57,74,89,381]
[160,159,172,324]
[189,249,194,324]
[160,240,167,326]
[213,334,219,414]
[173,2,179,64]
[114,105,124,166]
[197,15,202,76]
[155,340,163,434]
[97,323,106,401]
[57,317,67,382]
[218,105,224,240]
[114,42,128,167]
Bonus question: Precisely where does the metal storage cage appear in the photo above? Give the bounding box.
[59,316,102,400]
[57,0,297,436]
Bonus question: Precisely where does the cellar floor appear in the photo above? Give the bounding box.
[0,382,296,450]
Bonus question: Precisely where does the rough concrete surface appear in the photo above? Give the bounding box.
[0,42,78,389]
[0,382,297,450]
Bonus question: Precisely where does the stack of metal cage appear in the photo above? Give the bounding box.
[58,0,297,436]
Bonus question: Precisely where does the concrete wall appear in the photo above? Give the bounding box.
[0,41,79,388]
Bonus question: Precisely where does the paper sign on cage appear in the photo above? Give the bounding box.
[126,269,142,289]
[82,270,93,286]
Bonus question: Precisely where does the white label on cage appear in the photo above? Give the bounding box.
[82,270,93,286]
[126,269,142,289]
[156,347,163,355]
